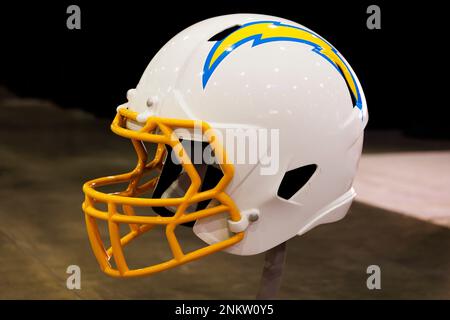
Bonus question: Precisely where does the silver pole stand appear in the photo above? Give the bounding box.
[256,241,287,299]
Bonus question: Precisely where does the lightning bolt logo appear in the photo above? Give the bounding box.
[203,21,362,110]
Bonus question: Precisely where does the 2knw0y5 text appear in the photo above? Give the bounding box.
[175,304,274,317]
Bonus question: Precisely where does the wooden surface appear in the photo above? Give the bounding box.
[0,88,449,299]
[355,151,450,228]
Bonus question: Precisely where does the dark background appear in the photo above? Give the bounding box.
[1,1,450,301]
[0,1,446,137]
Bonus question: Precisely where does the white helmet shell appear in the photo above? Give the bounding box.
[125,13,368,255]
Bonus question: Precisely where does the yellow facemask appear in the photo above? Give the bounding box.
[82,107,244,278]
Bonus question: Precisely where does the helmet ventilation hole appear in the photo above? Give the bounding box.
[277,164,317,200]
[208,25,241,41]
[336,64,357,107]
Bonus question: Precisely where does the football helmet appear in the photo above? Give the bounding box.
[82,14,368,277]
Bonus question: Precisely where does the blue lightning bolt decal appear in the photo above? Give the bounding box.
[203,21,362,110]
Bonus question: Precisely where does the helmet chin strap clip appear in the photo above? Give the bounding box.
[116,106,153,124]
[136,110,153,123]
[228,209,260,233]
[116,105,127,112]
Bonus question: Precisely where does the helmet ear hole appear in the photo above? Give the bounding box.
[277,164,317,200]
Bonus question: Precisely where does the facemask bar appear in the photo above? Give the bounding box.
[82,107,244,278]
